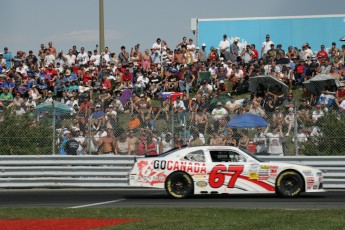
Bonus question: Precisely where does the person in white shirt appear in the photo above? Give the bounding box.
[261,34,274,57]
[211,101,228,120]
[264,124,284,156]
[134,72,149,94]
[64,49,76,67]
[225,96,242,114]
[44,49,55,67]
[186,38,196,54]
[90,49,101,66]
[77,47,89,65]
[253,127,267,155]
[152,38,162,54]
[300,44,314,61]
[312,105,324,122]
[219,34,230,58]
[173,97,186,125]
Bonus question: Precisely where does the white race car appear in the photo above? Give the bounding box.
[129,146,325,198]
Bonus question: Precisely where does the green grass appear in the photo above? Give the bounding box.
[0,208,344,230]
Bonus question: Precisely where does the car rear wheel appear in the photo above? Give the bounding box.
[165,172,193,198]
[276,171,304,197]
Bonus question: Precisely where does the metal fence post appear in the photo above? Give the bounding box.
[294,101,298,156]
[52,100,56,155]
[88,116,92,155]
[171,108,174,147]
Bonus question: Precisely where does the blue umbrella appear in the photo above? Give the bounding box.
[227,113,268,128]
[36,101,72,115]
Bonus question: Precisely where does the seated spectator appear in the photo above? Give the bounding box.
[164,68,179,91]
[159,133,173,154]
[283,92,295,113]
[134,71,149,95]
[135,93,152,123]
[128,114,141,131]
[209,130,224,145]
[196,80,213,101]
[248,100,266,117]
[225,96,241,115]
[238,129,250,149]
[91,104,105,130]
[211,101,228,131]
[267,85,285,106]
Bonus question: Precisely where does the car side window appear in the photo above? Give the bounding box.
[210,150,246,163]
[183,150,205,162]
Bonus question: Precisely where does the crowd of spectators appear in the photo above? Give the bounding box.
[1,34,345,156]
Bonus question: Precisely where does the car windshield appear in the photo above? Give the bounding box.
[239,147,264,162]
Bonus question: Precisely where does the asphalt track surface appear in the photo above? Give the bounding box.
[0,189,344,209]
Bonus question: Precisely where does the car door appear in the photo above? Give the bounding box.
[206,149,251,193]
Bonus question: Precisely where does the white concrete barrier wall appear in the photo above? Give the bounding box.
[0,155,344,189]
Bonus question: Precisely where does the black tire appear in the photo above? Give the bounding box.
[165,172,194,199]
[276,171,304,197]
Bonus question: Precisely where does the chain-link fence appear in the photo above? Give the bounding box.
[1,99,345,156]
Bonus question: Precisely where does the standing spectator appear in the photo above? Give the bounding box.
[142,49,151,70]
[97,128,118,155]
[3,47,13,69]
[211,101,228,131]
[25,50,38,68]
[13,51,23,68]
[38,44,46,68]
[48,41,57,57]
[117,133,130,155]
[145,134,158,156]
[77,47,89,65]
[264,124,284,156]
[173,96,186,125]
[118,46,129,67]
[219,34,230,59]
[159,133,173,154]
[261,34,274,57]
[64,49,76,67]
[300,44,314,61]
[229,38,239,63]
[284,107,295,136]
[90,49,101,67]
[44,49,55,67]
[317,45,328,60]
[253,127,267,155]
[126,129,139,155]
[199,43,207,64]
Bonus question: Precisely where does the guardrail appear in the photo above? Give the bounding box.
[0,155,344,189]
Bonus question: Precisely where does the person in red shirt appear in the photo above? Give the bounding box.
[121,68,133,88]
[250,44,259,61]
[45,64,57,78]
[317,45,328,60]
[101,75,112,92]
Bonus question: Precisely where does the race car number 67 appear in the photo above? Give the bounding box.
[209,164,244,188]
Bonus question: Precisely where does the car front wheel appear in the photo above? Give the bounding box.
[165,172,194,199]
[276,171,304,197]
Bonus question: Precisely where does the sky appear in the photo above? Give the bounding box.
[2,0,345,55]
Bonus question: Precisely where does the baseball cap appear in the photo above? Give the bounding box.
[219,80,225,84]
[202,43,206,47]
[63,130,71,135]
[217,101,222,106]
[96,104,101,107]
[316,104,321,108]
